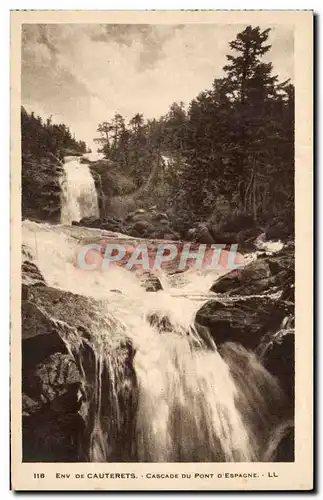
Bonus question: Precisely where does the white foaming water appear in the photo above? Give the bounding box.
[60,156,100,224]
[255,233,284,253]
[23,220,287,462]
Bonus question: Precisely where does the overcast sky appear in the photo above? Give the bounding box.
[22,23,294,150]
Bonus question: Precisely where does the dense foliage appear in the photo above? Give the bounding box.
[21,107,88,160]
[95,26,294,234]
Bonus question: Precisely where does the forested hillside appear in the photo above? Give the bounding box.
[21,107,88,161]
[94,26,294,238]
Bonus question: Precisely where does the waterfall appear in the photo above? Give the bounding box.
[23,220,289,462]
[60,156,99,224]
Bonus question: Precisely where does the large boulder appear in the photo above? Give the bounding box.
[195,297,293,352]
[211,245,294,296]
[210,259,273,295]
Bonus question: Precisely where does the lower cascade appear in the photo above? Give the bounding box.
[22,218,292,463]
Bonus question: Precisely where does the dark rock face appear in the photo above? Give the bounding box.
[22,290,86,461]
[257,329,295,411]
[22,154,64,223]
[195,297,292,352]
[21,255,137,462]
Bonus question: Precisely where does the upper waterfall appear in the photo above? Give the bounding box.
[60,156,100,225]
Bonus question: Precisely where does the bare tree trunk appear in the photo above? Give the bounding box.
[253,167,257,222]
[244,167,254,214]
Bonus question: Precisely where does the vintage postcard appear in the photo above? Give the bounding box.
[11,10,313,491]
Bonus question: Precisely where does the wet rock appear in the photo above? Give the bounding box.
[195,297,293,352]
[147,312,173,333]
[22,244,33,261]
[141,272,163,292]
[22,260,46,287]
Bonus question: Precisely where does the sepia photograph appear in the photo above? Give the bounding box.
[10,10,313,491]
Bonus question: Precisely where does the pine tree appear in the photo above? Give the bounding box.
[223,26,278,105]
